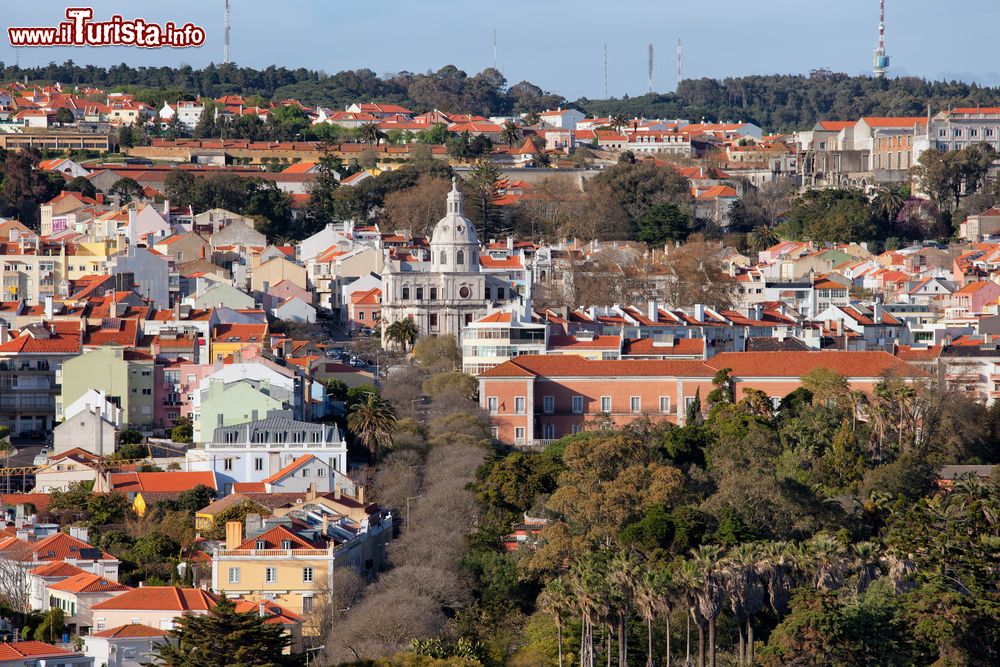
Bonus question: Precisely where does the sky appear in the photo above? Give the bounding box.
[2,1,1000,100]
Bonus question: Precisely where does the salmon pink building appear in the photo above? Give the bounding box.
[479,351,920,446]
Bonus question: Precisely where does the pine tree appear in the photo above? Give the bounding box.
[687,388,703,425]
[149,595,292,667]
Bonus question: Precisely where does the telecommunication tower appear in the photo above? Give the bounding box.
[648,44,654,94]
[676,39,683,90]
[603,44,608,99]
[873,0,890,78]
[224,0,232,64]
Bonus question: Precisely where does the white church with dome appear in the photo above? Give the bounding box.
[381,178,523,341]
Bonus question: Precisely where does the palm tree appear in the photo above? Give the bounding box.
[723,544,765,666]
[347,392,396,465]
[758,541,795,618]
[851,541,881,595]
[385,318,418,353]
[539,578,573,667]
[635,570,659,667]
[359,121,384,146]
[691,546,726,667]
[807,533,847,592]
[651,566,678,667]
[610,112,629,134]
[500,119,521,148]
[747,225,779,253]
[568,558,602,667]
[608,552,638,666]
[872,185,907,225]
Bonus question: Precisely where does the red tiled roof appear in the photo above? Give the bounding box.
[476,311,512,324]
[0,641,75,660]
[707,351,922,378]
[262,455,316,484]
[22,532,113,561]
[233,599,303,624]
[92,586,218,611]
[48,572,131,594]
[895,345,942,361]
[236,524,320,550]
[623,337,705,356]
[30,561,86,577]
[109,471,217,493]
[481,355,714,378]
[90,624,169,639]
[479,255,524,269]
[213,323,267,343]
[232,482,265,493]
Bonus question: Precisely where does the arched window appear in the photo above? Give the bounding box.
[439,250,447,265]
[402,287,410,300]
[456,250,465,266]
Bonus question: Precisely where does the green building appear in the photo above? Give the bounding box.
[193,379,285,445]
[58,347,155,430]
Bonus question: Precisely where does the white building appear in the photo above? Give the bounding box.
[380,179,520,342]
[185,417,347,496]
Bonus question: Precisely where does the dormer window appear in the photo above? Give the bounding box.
[256,540,266,549]
[281,540,292,549]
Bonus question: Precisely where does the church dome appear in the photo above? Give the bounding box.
[430,178,480,273]
[431,178,479,248]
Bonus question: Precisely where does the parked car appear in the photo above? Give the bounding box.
[20,430,45,440]
[349,357,367,368]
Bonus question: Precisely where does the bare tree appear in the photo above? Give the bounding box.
[0,550,32,614]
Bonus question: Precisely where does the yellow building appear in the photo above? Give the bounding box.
[210,322,269,361]
[212,521,334,618]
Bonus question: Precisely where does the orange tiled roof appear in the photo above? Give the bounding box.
[0,642,75,660]
[47,572,131,594]
[90,624,169,639]
[92,586,218,611]
[261,455,316,484]
[236,524,320,550]
[109,471,217,493]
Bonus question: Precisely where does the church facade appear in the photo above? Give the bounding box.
[381,179,522,342]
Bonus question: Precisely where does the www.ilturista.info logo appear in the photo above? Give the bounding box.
[8,7,206,48]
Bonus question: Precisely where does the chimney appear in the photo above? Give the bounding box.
[258,600,266,618]
[694,304,706,322]
[69,526,89,544]
[357,486,365,504]
[334,487,342,500]
[647,300,658,323]
[163,199,170,215]
[873,302,884,324]
[225,520,242,550]
[307,483,317,501]
[44,295,53,320]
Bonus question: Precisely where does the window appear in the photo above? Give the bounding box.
[302,597,315,613]
[600,396,612,412]
[514,427,525,442]
[630,396,641,414]
[487,397,498,414]
[358,312,365,321]
[456,250,465,266]
[318,467,326,477]
[254,457,263,471]
[265,567,277,583]
[429,313,438,328]
[303,567,314,583]
[543,396,554,414]
[440,251,447,265]
[228,567,240,584]
[485,287,492,300]
[256,540,266,549]
[96,619,106,631]
[571,424,582,434]
[970,129,979,137]
[659,396,671,414]
[223,459,233,472]
[416,287,424,300]
[543,423,555,439]
[281,540,292,549]
[497,287,505,300]
[141,388,151,395]
[514,397,526,414]
[572,396,584,414]
[430,287,437,300]
[402,287,410,300]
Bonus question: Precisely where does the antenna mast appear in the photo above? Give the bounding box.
[224,0,232,64]
[873,0,889,78]
[603,44,608,99]
[676,39,683,90]
[648,44,654,95]
[492,30,497,70]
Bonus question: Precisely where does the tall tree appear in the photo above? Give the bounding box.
[348,392,397,465]
[150,595,291,667]
[465,159,503,237]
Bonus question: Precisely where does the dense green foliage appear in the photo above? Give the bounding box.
[10,63,1000,132]
[450,372,1000,666]
[150,596,292,667]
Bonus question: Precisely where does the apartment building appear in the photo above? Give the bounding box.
[479,351,921,446]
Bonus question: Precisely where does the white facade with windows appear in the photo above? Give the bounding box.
[381,179,519,344]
